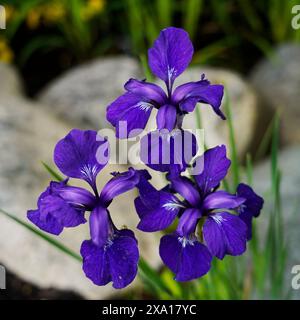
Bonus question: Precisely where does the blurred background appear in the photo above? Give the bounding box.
[0,0,299,300]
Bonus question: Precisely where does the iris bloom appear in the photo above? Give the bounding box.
[28,129,148,288]
[107,27,224,138]
[135,145,263,281]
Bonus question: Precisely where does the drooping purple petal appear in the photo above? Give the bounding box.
[106,92,153,138]
[203,212,247,260]
[81,229,139,289]
[100,168,143,205]
[107,229,139,289]
[203,191,245,211]
[172,80,225,119]
[156,104,177,131]
[236,183,264,240]
[89,205,113,248]
[169,176,200,206]
[177,208,202,237]
[159,233,212,281]
[148,27,194,86]
[27,181,87,235]
[140,129,198,173]
[80,240,111,286]
[54,129,109,185]
[194,145,231,196]
[125,78,167,105]
[27,209,64,235]
[136,191,182,232]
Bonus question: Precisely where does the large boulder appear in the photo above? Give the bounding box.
[38,56,142,130]
[0,64,160,299]
[250,44,300,144]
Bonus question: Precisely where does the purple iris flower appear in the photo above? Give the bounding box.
[107,27,224,138]
[135,145,264,281]
[28,129,148,289]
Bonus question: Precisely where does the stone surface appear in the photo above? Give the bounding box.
[250,44,300,144]
[0,64,160,299]
[149,67,266,158]
[252,146,300,299]
[38,56,142,130]
[0,63,23,97]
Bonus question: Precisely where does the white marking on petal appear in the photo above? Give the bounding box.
[80,164,98,182]
[162,198,184,211]
[136,102,153,112]
[212,215,224,225]
[178,236,195,248]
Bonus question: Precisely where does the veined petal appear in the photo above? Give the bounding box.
[156,104,177,131]
[80,240,111,286]
[159,233,212,281]
[54,129,109,185]
[177,208,202,237]
[148,27,193,86]
[172,80,225,119]
[100,168,144,205]
[81,229,139,289]
[170,176,200,206]
[53,184,96,209]
[27,181,86,235]
[106,92,153,138]
[136,191,182,232]
[194,145,231,196]
[89,205,113,248]
[203,191,245,211]
[107,229,139,289]
[203,212,247,260]
[125,78,167,105]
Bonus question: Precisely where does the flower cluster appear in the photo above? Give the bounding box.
[135,145,263,280]
[28,27,264,289]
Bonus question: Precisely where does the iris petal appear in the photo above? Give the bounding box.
[148,27,194,86]
[106,92,153,138]
[172,80,224,119]
[203,212,247,259]
[159,233,212,281]
[54,129,109,186]
[194,145,231,196]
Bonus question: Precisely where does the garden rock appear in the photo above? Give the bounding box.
[38,56,142,130]
[250,44,300,144]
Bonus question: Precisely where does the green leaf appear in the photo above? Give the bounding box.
[42,161,64,181]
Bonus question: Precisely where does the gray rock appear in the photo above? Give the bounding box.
[38,56,142,129]
[252,146,300,299]
[0,65,160,299]
[0,63,23,97]
[250,44,300,144]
